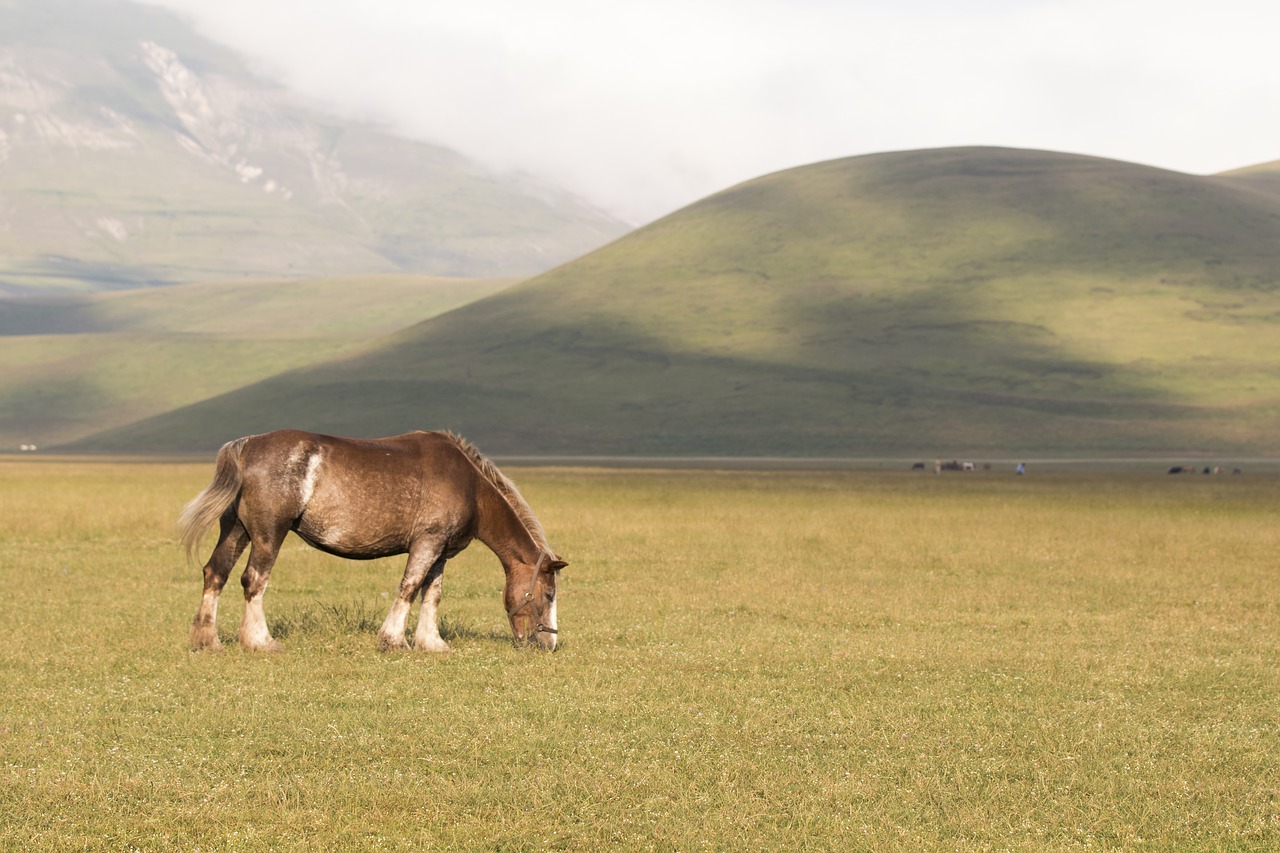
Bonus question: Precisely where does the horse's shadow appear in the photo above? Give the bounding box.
[217,600,514,648]
[437,615,513,645]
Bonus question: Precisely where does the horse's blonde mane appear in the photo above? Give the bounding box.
[442,432,549,552]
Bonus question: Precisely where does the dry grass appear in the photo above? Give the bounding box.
[0,459,1276,849]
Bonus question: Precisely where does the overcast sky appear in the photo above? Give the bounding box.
[140,0,1279,224]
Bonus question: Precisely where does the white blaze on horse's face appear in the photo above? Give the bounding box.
[508,556,566,651]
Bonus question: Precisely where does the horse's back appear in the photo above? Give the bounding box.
[236,430,479,558]
[238,430,463,472]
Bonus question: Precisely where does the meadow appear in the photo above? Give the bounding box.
[0,458,1277,850]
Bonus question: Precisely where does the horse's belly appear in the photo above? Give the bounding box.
[295,517,405,559]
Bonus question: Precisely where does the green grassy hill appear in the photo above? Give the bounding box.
[1,275,514,448]
[71,147,1280,457]
[1217,159,1280,201]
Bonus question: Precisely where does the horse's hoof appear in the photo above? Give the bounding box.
[413,637,452,653]
[240,637,283,653]
[190,626,223,651]
[377,633,409,652]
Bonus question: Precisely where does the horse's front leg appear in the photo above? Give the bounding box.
[378,539,446,651]
[411,557,450,652]
[190,514,248,651]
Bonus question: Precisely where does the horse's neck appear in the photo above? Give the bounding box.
[474,479,539,567]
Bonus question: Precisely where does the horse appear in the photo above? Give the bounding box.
[178,429,567,652]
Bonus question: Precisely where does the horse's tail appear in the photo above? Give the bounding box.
[178,436,250,565]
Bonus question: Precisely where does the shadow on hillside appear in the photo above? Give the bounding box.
[0,294,127,335]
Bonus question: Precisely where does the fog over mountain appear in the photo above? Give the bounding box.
[0,0,627,293]
[141,0,1280,223]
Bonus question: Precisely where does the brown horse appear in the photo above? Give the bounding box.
[179,430,566,652]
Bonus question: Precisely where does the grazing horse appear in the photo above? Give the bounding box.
[179,430,567,652]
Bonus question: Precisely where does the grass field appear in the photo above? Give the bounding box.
[1,459,1277,849]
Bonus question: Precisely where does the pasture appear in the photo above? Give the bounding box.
[1,459,1277,850]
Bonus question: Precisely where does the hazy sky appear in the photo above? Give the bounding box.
[140,0,1279,224]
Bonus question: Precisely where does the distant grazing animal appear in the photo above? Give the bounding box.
[1168,466,1185,474]
[911,462,926,470]
[179,430,567,653]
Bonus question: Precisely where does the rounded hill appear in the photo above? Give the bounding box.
[80,147,1280,456]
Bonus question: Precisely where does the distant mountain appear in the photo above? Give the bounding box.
[0,0,627,294]
[73,147,1280,457]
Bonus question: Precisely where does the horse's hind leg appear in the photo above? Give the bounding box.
[378,537,447,651]
[191,511,248,651]
[238,522,289,652]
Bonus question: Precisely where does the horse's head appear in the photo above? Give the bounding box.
[506,552,567,651]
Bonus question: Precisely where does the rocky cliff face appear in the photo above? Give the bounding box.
[0,0,626,292]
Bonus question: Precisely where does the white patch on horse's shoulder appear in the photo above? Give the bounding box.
[300,450,323,507]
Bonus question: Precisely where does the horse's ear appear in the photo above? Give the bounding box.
[546,558,568,573]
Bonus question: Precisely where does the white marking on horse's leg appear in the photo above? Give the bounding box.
[239,590,280,652]
[378,598,412,650]
[190,588,223,650]
[412,572,450,653]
